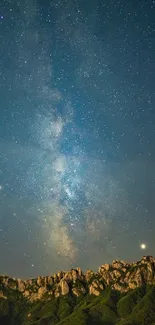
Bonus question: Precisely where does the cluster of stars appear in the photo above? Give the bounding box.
[0,0,154,277]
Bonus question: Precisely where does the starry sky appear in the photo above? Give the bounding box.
[0,0,155,278]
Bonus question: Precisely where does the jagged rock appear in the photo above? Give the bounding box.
[60,279,69,295]
[72,269,78,281]
[125,271,130,278]
[53,273,58,282]
[112,283,127,292]
[98,269,111,285]
[76,267,82,276]
[72,287,81,296]
[17,279,25,291]
[38,286,47,298]
[89,280,104,296]
[57,271,64,281]
[99,263,110,272]
[27,279,33,286]
[64,271,73,282]
[0,290,7,299]
[89,280,103,296]
[24,290,31,298]
[142,255,154,262]
[128,282,137,290]
[112,260,126,269]
[46,276,54,286]
[64,269,80,283]
[7,278,17,289]
[112,269,122,278]
[37,276,44,287]
[23,285,48,302]
[1,256,155,301]
[1,276,9,286]
[72,281,86,296]
[85,270,95,281]
[54,287,61,298]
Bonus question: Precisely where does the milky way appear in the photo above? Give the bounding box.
[0,0,155,277]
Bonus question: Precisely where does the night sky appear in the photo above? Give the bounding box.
[0,0,155,278]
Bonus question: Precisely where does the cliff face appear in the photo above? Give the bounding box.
[0,255,155,302]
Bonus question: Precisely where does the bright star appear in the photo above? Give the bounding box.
[140,243,146,250]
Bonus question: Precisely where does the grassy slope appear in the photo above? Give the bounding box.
[1,285,155,325]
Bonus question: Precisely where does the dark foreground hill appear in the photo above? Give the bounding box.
[1,255,155,325]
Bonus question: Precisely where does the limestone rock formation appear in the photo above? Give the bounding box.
[89,280,104,296]
[0,256,155,302]
[60,279,69,295]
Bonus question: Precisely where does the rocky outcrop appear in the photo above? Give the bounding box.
[89,280,104,296]
[60,279,69,295]
[0,256,155,302]
[0,290,7,299]
[72,284,86,297]
[85,270,95,281]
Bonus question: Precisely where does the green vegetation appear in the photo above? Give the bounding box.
[117,286,146,318]
[1,284,155,324]
[0,287,30,325]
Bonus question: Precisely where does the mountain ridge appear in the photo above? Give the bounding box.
[0,255,155,301]
[1,255,155,325]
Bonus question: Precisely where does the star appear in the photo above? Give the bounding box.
[0,0,154,278]
[140,243,146,250]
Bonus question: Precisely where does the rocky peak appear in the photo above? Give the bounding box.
[1,256,155,302]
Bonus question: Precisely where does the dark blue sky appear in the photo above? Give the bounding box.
[0,0,155,278]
